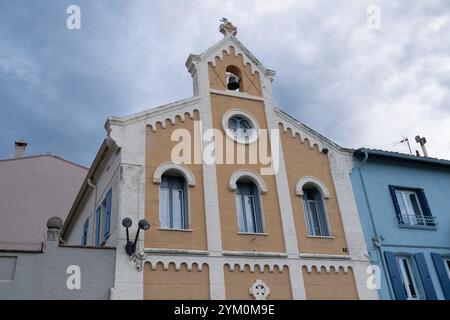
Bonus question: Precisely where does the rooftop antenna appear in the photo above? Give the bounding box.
[415,135,428,157]
[393,136,412,155]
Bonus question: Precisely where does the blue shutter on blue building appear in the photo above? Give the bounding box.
[414,253,437,300]
[104,189,112,240]
[95,205,101,246]
[384,251,407,300]
[388,186,401,216]
[431,252,450,299]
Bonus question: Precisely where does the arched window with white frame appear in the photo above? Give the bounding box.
[159,174,188,229]
[153,163,196,230]
[229,170,267,234]
[296,176,331,237]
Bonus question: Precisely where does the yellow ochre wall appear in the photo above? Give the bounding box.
[210,93,285,253]
[224,265,292,300]
[144,262,210,300]
[279,125,348,255]
[144,111,208,251]
[302,266,359,300]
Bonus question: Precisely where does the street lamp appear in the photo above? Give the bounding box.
[122,217,150,256]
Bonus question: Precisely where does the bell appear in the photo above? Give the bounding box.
[227,75,240,90]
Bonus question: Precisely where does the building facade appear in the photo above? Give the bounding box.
[0,218,115,300]
[61,21,376,300]
[0,140,87,250]
[351,148,450,300]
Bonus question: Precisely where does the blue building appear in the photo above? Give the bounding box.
[351,148,450,300]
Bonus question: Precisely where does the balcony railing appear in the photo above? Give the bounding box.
[397,214,438,227]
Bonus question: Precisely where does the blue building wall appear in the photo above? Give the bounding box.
[351,149,450,300]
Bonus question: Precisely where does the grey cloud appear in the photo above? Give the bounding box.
[1,0,449,165]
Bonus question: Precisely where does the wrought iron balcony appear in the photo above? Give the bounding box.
[397,214,438,228]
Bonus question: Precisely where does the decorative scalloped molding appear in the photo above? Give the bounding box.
[133,252,354,275]
[296,176,331,199]
[224,262,287,273]
[277,119,327,153]
[228,169,268,194]
[301,262,352,274]
[208,45,260,76]
[107,96,201,128]
[186,36,276,80]
[146,106,199,132]
[273,108,352,156]
[153,162,196,187]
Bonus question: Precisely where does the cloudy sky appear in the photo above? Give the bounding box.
[1,0,449,166]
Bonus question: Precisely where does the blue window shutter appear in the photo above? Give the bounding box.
[384,251,407,300]
[388,186,401,216]
[95,205,101,246]
[104,189,112,240]
[81,218,89,246]
[416,189,432,217]
[414,253,437,300]
[431,252,450,299]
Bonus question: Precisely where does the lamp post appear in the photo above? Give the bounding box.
[122,217,150,256]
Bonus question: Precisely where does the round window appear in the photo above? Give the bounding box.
[228,115,253,140]
[222,110,260,144]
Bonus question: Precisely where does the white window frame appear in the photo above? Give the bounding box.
[444,258,450,280]
[159,174,189,230]
[395,189,425,225]
[396,255,420,300]
[303,193,330,237]
[303,198,327,236]
[235,181,264,234]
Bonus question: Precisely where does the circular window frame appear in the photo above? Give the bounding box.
[222,109,260,144]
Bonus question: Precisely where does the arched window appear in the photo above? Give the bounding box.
[160,174,188,229]
[302,186,329,236]
[235,180,264,233]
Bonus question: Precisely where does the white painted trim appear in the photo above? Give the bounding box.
[296,176,331,199]
[143,248,209,255]
[228,169,268,194]
[153,162,196,187]
[222,251,288,258]
[299,253,351,260]
[210,88,265,101]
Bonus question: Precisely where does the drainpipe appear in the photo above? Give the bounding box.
[354,150,394,300]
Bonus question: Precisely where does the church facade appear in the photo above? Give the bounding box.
[61,20,377,300]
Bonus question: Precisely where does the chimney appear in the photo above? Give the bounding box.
[14,139,27,158]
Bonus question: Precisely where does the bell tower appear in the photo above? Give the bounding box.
[185,18,276,100]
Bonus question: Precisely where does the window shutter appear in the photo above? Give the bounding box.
[384,251,407,300]
[104,189,112,240]
[431,252,450,299]
[81,219,89,246]
[414,253,437,300]
[388,186,401,217]
[417,189,432,217]
[95,205,101,246]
